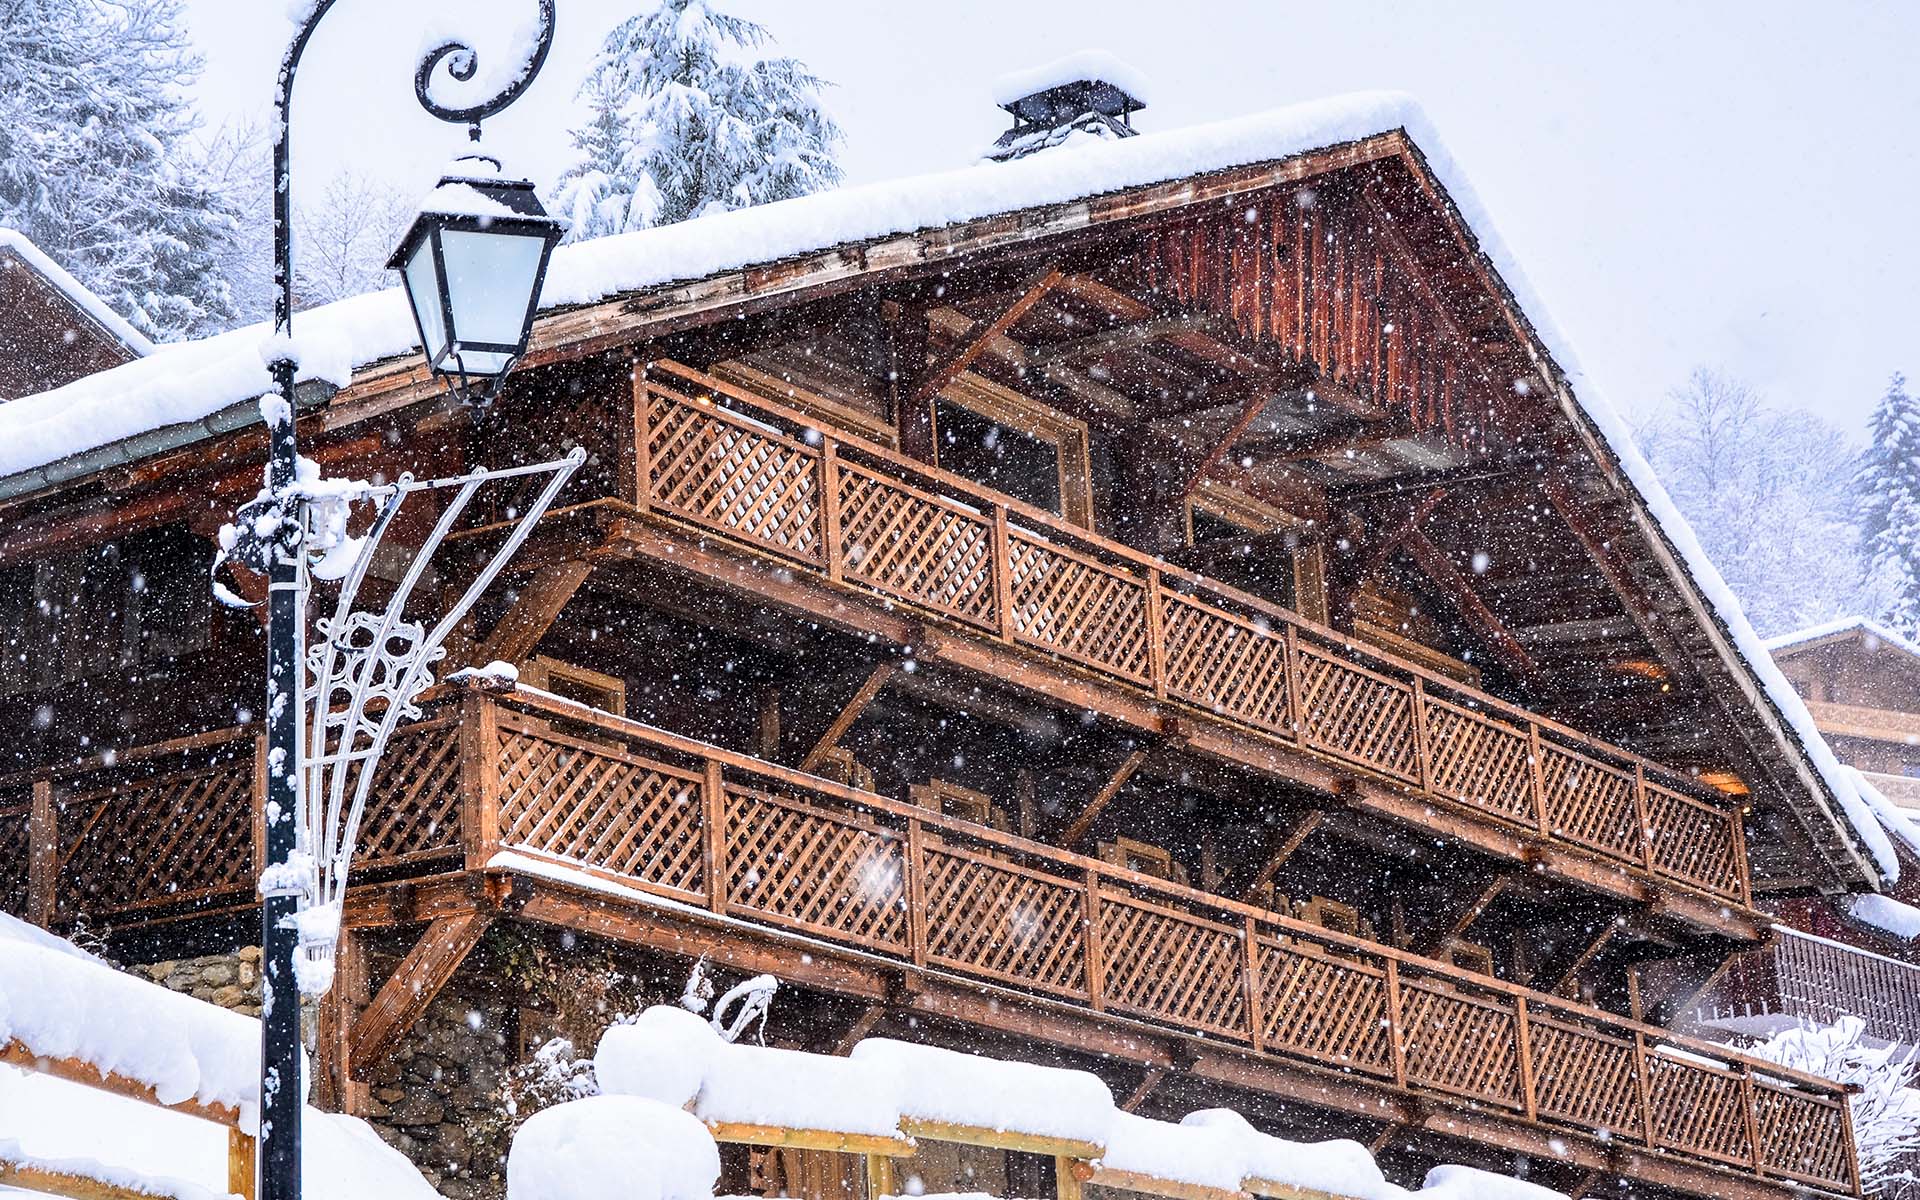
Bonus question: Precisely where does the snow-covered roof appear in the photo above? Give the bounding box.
[0,917,437,1200]
[990,50,1153,107]
[1847,892,1920,942]
[564,1003,1556,1200]
[0,228,154,360]
[1768,615,1920,663]
[0,89,1885,885]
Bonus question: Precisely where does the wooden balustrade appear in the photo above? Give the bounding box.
[0,687,1857,1194]
[633,360,1752,906]
[467,686,1856,1196]
[1716,927,1920,1051]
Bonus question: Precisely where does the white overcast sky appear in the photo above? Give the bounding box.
[178,0,1918,434]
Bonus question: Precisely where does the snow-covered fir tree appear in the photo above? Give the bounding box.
[0,0,242,340]
[1858,373,1920,637]
[1636,368,1888,635]
[550,0,845,241]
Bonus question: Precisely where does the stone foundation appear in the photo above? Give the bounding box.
[356,991,514,1200]
[139,946,263,1016]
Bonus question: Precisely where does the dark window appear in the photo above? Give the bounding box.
[934,398,1062,515]
[0,525,211,697]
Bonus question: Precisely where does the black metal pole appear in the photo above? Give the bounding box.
[254,8,555,1199]
[260,9,335,1200]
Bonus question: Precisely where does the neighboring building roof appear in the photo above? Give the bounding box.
[0,229,152,400]
[1768,615,1920,663]
[0,90,1889,888]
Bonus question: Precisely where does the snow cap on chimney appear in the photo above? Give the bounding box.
[986,50,1149,162]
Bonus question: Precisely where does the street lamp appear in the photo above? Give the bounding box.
[388,157,565,406]
[235,6,568,1200]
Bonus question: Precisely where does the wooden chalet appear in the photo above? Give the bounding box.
[1692,620,1920,1055]
[0,229,151,399]
[0,88,1891,1200]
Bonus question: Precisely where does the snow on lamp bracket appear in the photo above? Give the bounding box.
[280,448,582,997]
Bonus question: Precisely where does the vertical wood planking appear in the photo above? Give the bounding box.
[1411,677,1433,794]
[992,505,1015,643]
[1242,915,1266,1052]
[1084,867,1105,1011]
[1513,996,1538,1123]
[1632,763,1655,874]
[460,693,502,870]
[631,366,652,511]
[26,778,54,928]
[703,758,728,915]
[1384,957,1408,1089]
[1145,571,1167,699]
[821,443,844,585]
[906,818,929,968]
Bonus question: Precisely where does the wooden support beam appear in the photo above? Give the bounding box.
[0,1156,198,1200]
[1550,923,1621,996]
[1060,748,1150,848]
[1539,472,1695,685]
[833,1003,889,1056]
[800,662,899,773]
[1030,313,1228,369]
[705,1122,913,1157]
[1120,1066,1167,1113]
[912,263,1063,405]
[898,1120,1104,1160]
[474,559,596,666]
[348,911,491,1079]
[1401,529,1539,678]
[1242,810,1324,902]
[1415,873,1513,956]
[1176,387,1274,497]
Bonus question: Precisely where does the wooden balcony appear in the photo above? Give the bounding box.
[600,361,1753,909]
[0,687,1857,1197]
[1710,926,1920,1051]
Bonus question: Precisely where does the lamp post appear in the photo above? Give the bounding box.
[249,7,563,1200]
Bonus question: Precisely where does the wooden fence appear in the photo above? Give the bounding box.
[1713,927,1920,1051]
[0,686,1857,1194]
[469,687,1855,1196]
[630,360,1752,908]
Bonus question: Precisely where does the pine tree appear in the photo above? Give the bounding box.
[552,0,844,241]
[1858,373,1920,636]
[0,0,242,341]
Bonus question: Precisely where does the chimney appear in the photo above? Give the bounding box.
[986,51,1148,162]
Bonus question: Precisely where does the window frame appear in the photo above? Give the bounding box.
[930,374,1093,529]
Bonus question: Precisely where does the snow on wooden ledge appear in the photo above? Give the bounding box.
[561,1003,1564,1200]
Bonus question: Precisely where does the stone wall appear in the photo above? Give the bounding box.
[139,946,262,1016]
[356,990,514,1200]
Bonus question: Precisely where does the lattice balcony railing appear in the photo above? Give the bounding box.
[0,686,1859,1195]
[633,359,1753,907]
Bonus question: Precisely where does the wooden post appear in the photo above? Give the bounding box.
[1084,867,1105,1011]
[1632,763,1655,873]
[27,778,55,928]
[1528,725,1550,838]
[1383,958,1407,1089]
[1737,1066,1763,1172]
[1838,1081,1865,1197]
[1283,624,1304,740]
[865,1152,896,1200]
[1054,1156,1084,1200]
[703,758,729,915]
[821,442,844,582]
[1512,996,1538,1122]
[992,506,1016,643]
[252,733,270,879]
[1242,915,1266,1052]
[631,364,652,510]
[1145,570,1167,699]
[1410,677,1433,794]
[1632,1031,1657,1148]
[460,693,502,871]
[906,818,928,968]
[1730,805,1754,906]
[228,1129,258,1200]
